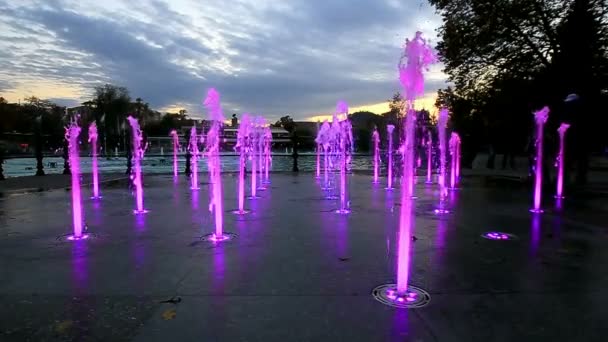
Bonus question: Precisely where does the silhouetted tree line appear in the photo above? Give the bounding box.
[0,84,193,154]
[430,0,608,183]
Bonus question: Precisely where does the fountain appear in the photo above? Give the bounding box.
[425,131,433,184]
[316,122,321,179]
[372,127,380,184]
[335,101,351,214]
[386,124,395,190]
[257,117,267,191]
[325,114,343,199]
[249,117,260,199]
[373,31,435,308]
[189,125,200,190]
[170,130,179,178]
[531,106,550,213]
[449,132,460,190]
[455,133,461,181]
[555,123,570,199]
[88,122,101,199]
[435,108,449,214]
[202,88,231,242]
[263,126,272,184]
[234,114,251,215]
[127,116,147,214]
[66,120,87,240]
[316,121,332,190]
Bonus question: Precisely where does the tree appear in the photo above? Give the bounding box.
[92,84,131,149]
[387,92,404,119]
[430,0,608,177]
[273,115,296,133]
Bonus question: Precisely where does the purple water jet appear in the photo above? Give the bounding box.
[455,134,461,181]
[234,114,252,214]
[170,130,179,178]
[335,101,351,214]
[189,125,200,190]
[392,31,436,300]
[88,122,101,199]
[386,124,395,190]
[263,126,272,184]
[425,131,433,184]
[316,122,321,179]
[372,128,380,184]
[555,123,570,199]
[257,117,266,191]
[436,108,449,213]
[203,88,227,241]
[449,132,460,190]
[531,106,550,213]
[316,121,332,190]
[66,120,86,239]
[248,117,262,199]
[127,116,147,214]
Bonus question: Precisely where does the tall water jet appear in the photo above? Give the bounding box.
[249,118,260,199]
[435,108,449,214]
[315,143,321,179]
[88,122,101,199]
[386,124,395,190]
[455,134,461,181]
[66,120,86,240]
[449,132,460,190]
[316,121,331,190]
[189,126,200,190]
[127,116,147,214]
[263,126,272,184]
[372,127,380,184]
[335,101,351,214]
[203,88,230,241]
[555,123,570,199]
[531,106,550,213]
[425,131,433,184]
[373,31,435,308]
[234,114,251,215]
[257,117,266,190]
[170,130,179,178]
[326,113,342,199]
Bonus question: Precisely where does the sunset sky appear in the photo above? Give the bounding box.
[0,0,447,121]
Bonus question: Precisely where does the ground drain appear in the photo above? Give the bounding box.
[372,283,431,309]
[200,232,237,243]
[481,232,518,241]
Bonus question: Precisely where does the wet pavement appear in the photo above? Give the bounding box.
[0,173,607,341]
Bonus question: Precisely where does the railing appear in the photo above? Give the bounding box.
[0,150,382,179]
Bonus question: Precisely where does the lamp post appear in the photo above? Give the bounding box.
[0,147,5,180]
[35,115,45,176]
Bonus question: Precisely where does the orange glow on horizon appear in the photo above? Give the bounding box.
[304,93,438,122]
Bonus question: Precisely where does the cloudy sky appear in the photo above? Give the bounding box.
[0,0,446,121]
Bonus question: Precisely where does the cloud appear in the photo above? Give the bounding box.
[0,0,445,121]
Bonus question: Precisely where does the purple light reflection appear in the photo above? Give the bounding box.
[390,305,410,338]
[530,213,541,256]
[71,239,89,295]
